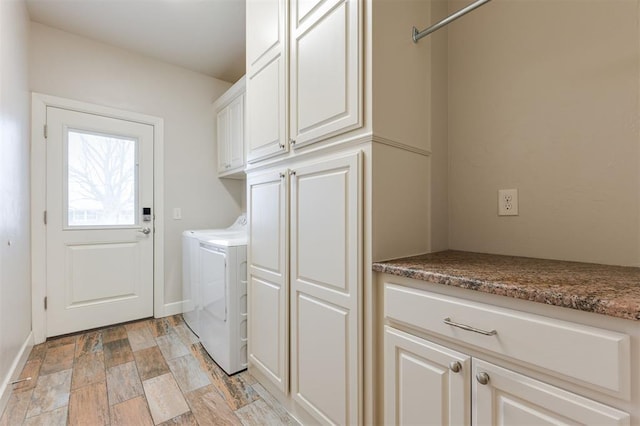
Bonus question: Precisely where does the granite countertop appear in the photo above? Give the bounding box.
[372,250,640,321]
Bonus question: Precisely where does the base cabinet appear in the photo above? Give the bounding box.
[384,326,630,426]
[382,278,632,426]
[248,151,362,424]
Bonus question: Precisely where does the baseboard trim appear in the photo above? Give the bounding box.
[0,332,34,417]
[159,301,183,318]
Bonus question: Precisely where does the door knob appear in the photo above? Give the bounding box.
[138,227,151,235]
[449,361,462,373]
[476,372,490,385]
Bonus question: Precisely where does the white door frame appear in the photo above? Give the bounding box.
[31,93,165,344]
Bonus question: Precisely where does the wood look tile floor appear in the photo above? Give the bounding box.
[0,315,297,426]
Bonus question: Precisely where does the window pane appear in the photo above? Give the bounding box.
[67,130,137,226]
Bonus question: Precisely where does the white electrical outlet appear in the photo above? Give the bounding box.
[498,189,518,216]
[173,208,182,220]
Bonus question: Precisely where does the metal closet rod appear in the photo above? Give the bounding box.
[412,0,493,43]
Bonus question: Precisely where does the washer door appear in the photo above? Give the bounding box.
[200,243,227,322]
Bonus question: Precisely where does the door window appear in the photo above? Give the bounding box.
[66,129,138,227]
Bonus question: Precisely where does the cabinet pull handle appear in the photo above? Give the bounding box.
[289,170,296,176]
[449,361,462,373]
[443,317,497,336]
[289,138,296,145]
[279,143,285,149]
[476,372,490,385]
[279,172,285,179]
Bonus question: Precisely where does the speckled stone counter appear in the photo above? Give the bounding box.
[373,250,640,321]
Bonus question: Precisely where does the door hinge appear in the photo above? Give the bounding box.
[44,297,47,310]
[43,210,47,225]
[44,124,48,139]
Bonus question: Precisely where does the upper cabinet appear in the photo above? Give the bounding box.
[215,76,246,178]
[246,0,362,164]
[289,0,361,149]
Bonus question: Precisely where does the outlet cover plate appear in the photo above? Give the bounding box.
[498,189,518,216]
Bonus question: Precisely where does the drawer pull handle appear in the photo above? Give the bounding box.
[443,317,497,336]
[476,372,490,385]
[449,361,462,373]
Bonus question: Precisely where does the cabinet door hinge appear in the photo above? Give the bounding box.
[43,210,47,225]
[44,296,47,310]
[44,124,48,139]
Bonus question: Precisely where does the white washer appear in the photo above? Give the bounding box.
[181,214,247,375]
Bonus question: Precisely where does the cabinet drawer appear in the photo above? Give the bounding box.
[384,283,631,397]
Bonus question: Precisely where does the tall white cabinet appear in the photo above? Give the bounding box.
[246,0,437,424]
[381,277,635,425]
[248,152,362,424]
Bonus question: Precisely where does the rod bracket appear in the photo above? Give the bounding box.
[412,26,420,43]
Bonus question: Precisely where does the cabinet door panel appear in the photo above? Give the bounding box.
[290,152,361,425]
[246,0,285,68]
[384,327,470,426]
[216,107,229,172]
[228,95,245,170]
[473,359,630,426]
[290,0,361,148]
[296,3,346,131]
[246,55,287,162]
[246,0,287,163]
[290,152,360,301]
[248,172,287,277]
[295,165,348,292]
[294,293,350,424]
[248,276,287,391]
[294,0,325,25]
[247,170,288,392]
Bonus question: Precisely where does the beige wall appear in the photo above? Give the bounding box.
[0,0,32,410]
[447,0,640,266]
[30,23,244,305]
[369,0,449,253]
[428,0,449,252]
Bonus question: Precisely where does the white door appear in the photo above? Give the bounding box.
[384,326,471,426]
[247,169,289,393]
[46,106,154,337]
[289,0,362,148]
[473,359,630,425]
[289,152,361,425]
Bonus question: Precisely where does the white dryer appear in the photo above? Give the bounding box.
[181,214,247,375]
